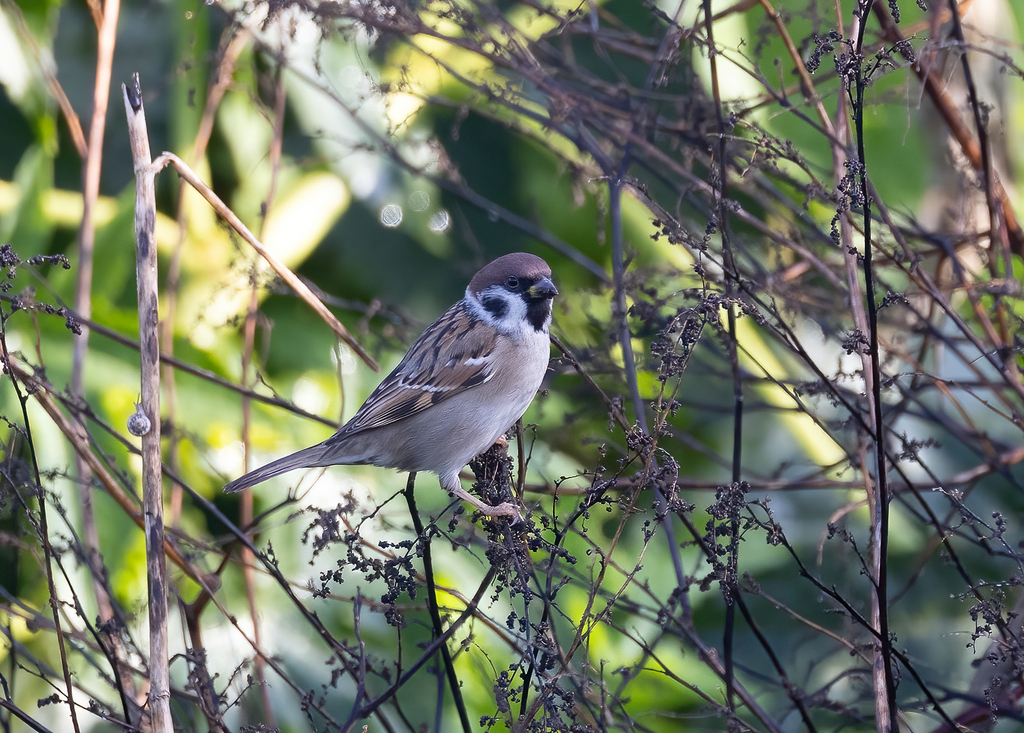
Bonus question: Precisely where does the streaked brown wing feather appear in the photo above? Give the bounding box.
[331,301,496,437]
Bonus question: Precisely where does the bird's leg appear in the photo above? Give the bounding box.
[452,487,521,520]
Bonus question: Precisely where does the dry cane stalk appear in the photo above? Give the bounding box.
[122,74,172,733]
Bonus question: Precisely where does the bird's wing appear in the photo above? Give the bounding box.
[332,301,498,437]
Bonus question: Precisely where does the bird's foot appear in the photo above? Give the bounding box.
[452,487,522,522]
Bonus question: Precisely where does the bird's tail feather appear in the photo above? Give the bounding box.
[223,444,331,493]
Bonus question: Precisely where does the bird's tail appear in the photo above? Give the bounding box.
[223,443,331,494]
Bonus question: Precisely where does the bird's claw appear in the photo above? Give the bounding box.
[452,487,522,523]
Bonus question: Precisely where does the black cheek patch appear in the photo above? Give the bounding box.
[481,295,508,319]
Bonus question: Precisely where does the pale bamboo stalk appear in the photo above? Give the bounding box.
[122,74,172,733]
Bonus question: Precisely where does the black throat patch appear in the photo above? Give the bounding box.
[525,298,551,332]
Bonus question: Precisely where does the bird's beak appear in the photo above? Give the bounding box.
[529,277,558,300]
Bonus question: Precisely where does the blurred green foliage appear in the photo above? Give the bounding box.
[0,0,1022,731]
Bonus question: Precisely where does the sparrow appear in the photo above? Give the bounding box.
[224,252,557,519]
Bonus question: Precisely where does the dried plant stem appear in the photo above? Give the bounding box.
[240,64,289,728]
[7,360,198,577]
[754,0,835,136]
[848,3,898,729]
[0,350,81,733]
[148,151,379,372]
[873,3,1023,257]
[239,282,270,716]
[70,0,134,718]
[1,0,87,157]
[165,23,251,523]
[72,0,119,429]
[828,15,888,726]
[608,182,644,433]
[942,0,1015,358]
[123,75,172,733]
[191,25,252,165]
[404,474,472,733]
[699,0,747,720]
[0,697,55,733]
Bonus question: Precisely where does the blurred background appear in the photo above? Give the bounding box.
[0,0,1023,730]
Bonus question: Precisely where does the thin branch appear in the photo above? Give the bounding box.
[847,4,899,730]
[404,475,472,733]
[151,151,380,373]
[72,0,125,720]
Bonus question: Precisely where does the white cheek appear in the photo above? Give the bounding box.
[468,288,533,340]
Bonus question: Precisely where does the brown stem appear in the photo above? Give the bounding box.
[873,1,1023,257]
[239,64,289,728]
[72,0,134,718]
[164,22,250,525]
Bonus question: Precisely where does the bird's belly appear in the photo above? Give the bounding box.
[379,390,529,473]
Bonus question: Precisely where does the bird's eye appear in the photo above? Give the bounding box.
[505,276,520,289]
